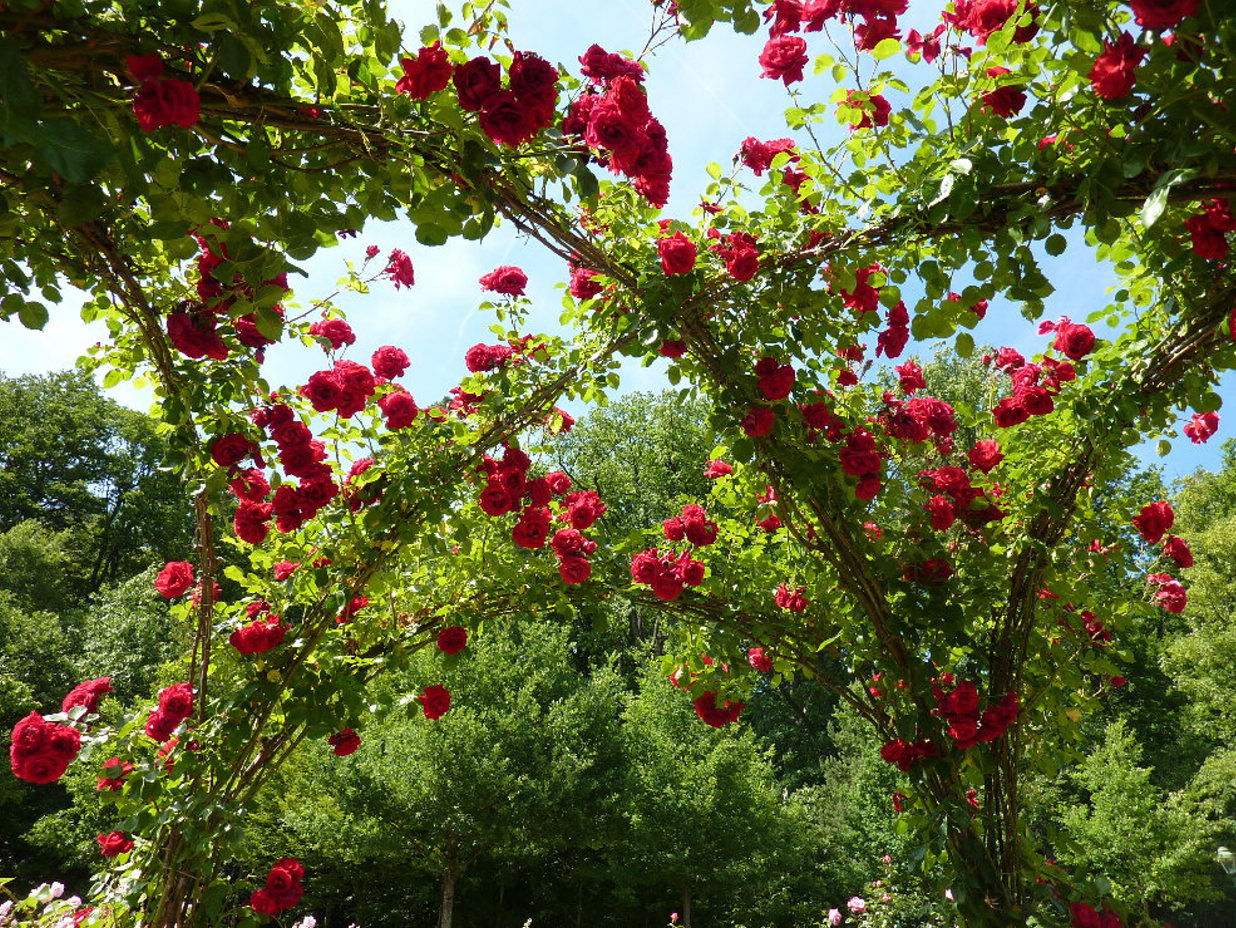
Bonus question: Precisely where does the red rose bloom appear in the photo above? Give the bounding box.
[479,90,540,147]
[155,561,195,598]
[453,56,502,111]
[1133,500,1174,544]
[419,684,452,720]
[748,647,773,672]
[479,265,529,295]
[1128,0,1199,29]
[437,626,469,655]
[376,389,417,430]
[980,68,1026,117]
[759,35,809,85]
[371,345,410,381]
[1089,32,1145,100]
[693,691,745,727]
[385,249,416,289]
[308,318,356,351]
[968,440,1004,473]
[132,77,200,132]
[742,407,776,437]
[327,728,361,757]
[1183,410,1219,443]
[396,43,453,99]
[704,459,733,478]
[1163,535,1194,568]
[62,677,112,715]
[844,90,892,129]
[558,553,592,584]
[658,232,697,276]
[97,831,134,857]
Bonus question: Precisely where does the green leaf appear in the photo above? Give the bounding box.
[1045,234,1067,256]
[38,120,114,183]
[1141,168,1198,229]
[17,300,49,330]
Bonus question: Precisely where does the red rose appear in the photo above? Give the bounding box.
[158,683,195,721]
[479,265,529,295]
[418,684,452,720]
[693,691,744,727]
[453,56,502,111]
[896,360,926,393]
[97,831,134,857]
[478,90,539,147]
[396,43,453,99]
[1089,32,1145,100]
[760,35,808,85]
[308,318,356,351]
[154,561,195,598]
[249,891,280,916]
[96,757,134,791]
[964,0,1040,44]
[512,506,551,549]
[657,232,697,276]
[273,560,300,581]
[659,340,687,358]
[980,68,1026,117]
[437,626,469,655]
[379,389,419,429]
[1183,410,1219,443]
[385,249,415,289]
[133,78,200,132]
[966,440,1003,473]
[1133,500,1174,544]
[1163,535,1193,568]
[843,90,892,129]
[210,433,255,468]
[371,345,410,381]
[742,407,776,437]
[703,459,733,478]
[62,677,112,715]
[756,357,796,401]
[1128,0,1199,29]
[327,728,361,757]
[748,647,773,672]
[557,553,592,584]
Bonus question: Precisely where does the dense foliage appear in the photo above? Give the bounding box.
[3,0,1236,926]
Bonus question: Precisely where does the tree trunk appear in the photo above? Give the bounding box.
[681,888,693,928]
[439,867,457,928]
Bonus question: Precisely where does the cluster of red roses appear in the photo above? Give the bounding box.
[475,446,603,584]
[563,45,672,206]
[774,583,809,613]
[918,465,1005,532]
[1070,901,1123,928]
[229,600,290,656]
[876,300,910,358]
[250,857,305,915]
[882,391,959,451]
[1186,198,1235,261]
[127,53,199,132]
[736,136,817,212]
[1133,499,1192,613]
[933,678,1020,749]
[631,547,706,602]
[707,230,761,282]
[838,428,884,500]
[879,737,937,772]
[145,683,194,742]
[465,342,516,373]
[988,344,1079,428]
[167,225,289,362]
[9,712,82,784]
[397,43,559,150]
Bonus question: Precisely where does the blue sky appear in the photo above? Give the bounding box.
[0,0,1228,480]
